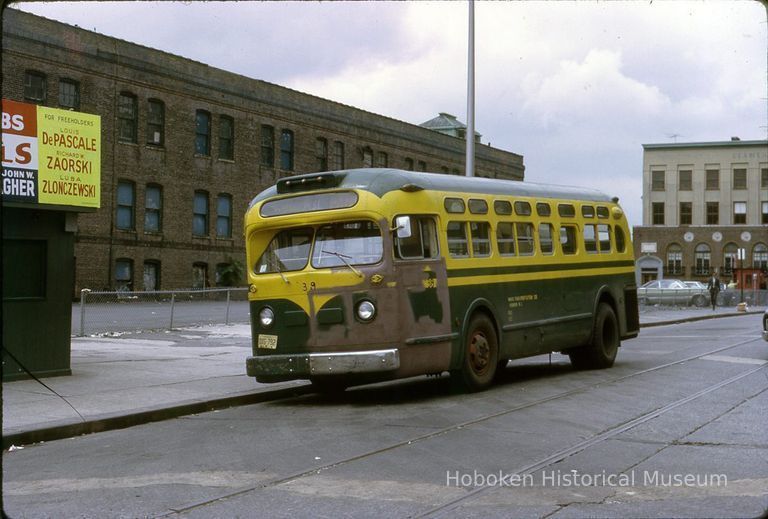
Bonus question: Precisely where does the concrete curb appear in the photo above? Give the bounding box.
[2,383,312,450]
[639,309,764,328]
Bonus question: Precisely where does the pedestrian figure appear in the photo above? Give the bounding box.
[706,273,720,311]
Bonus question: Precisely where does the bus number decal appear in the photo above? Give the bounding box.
[422,278,437,289]
[301,281,317,292]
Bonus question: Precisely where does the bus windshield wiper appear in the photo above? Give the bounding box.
[272,258,289,283]
[321,249,363,278]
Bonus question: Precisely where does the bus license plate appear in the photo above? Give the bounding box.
[258,334,278,350]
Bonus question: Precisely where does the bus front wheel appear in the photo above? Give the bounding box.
[568,303,619,370]
[453,313,499,392]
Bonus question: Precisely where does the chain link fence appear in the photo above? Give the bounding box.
[74,288,250,336]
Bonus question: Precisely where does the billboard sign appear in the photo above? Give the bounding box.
[2,99,100,209]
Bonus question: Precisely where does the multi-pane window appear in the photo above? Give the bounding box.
[706,169,719,190]
[404,158,414,171]
[375,152,388,168]
[195,110,211,155]
[333,141,345,170]
[447,222,469,257]
[560,226,578,255]
[666,244,682,275]
[216,194,232,238]
[652,202,664,225]
[116,181,135,230]
[706,202,719,225]
[147,99,164,146]
[516,223,534,255]
[754,243,768,270]
[679,202,692,225]
[651,170,665,191]
[362,147,373,168]
[583,225,598,253]
[219,115,234,160]
[470,222,490,257]
[496,223,515,256]
[192,263,208,289]
[280,129,294,170]
[539,223,554,255]
[762,168,768,188]
[678,170,692,191]
[694,244,711,276]
[24,71,46,102]
[315,137,328,171]
[193,191,209,237]
[261,125,275,167]
[118,92,138,143]
[763,201,768,225]
[395,217,438,260]
[733,202,747,224]
[723,243,738,275]
[144,184,162,233]
[115,259,134,291]
[58,79,79,109]
[143,261,160,291]
[733,168,747,190]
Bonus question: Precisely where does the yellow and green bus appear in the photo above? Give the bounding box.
[244,168,639,392]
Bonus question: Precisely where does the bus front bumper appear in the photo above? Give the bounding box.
[246,348,400,381]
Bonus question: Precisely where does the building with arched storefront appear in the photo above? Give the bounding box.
[633,138,767,288]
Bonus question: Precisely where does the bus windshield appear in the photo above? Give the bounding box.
[312,221,383,269]
[254,221,383,275]
[255,227,313,274]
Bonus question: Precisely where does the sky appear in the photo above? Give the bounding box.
[12,0,768,228]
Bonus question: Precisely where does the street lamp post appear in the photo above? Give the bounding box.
[465,0,475,177]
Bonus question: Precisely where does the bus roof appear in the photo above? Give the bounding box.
[248,168,615,208]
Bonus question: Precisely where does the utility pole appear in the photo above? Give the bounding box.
[465,0,475,177]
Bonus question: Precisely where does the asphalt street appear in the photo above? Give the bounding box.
[3,313,766,518]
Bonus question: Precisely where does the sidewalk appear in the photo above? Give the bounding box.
[3,307,765,449]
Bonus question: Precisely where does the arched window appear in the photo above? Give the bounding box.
[723,243,738,276]
[666,243,682,276]
[753,243,768,270]
[694,243,711,276]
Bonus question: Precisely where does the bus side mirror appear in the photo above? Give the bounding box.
[394,216,412,239]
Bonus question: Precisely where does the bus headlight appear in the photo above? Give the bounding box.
[356,300,376,322]
[259,307,275,328]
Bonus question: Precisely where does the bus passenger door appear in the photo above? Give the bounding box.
[393,216,453,375]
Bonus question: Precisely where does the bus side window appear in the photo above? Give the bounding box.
[516,222,535,255]
[496,222,516,256]
[597,224,611,253]
[583,224,598,254]
[447,221,469,257]
[539,223,554,255]
[560,225,577,255]
[470,222,491,257]
[615,225,627,253]
[395,216,439,259]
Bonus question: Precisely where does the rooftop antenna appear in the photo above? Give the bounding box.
[666,133,682,143]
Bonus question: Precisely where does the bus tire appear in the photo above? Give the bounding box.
[568,303,619,370]
[452,313,499,392]
[310,377,348,394]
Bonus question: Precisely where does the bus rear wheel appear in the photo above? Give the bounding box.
[568,303,619,370]
[453,313,498,392]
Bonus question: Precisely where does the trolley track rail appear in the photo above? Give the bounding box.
[160,333,764,517]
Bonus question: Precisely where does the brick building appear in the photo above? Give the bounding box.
[633,138,768,288]
[2,9,525,292]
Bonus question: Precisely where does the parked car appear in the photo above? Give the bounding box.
[637,279,709,307]
[763,309,768,342]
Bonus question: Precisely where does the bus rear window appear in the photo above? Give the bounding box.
[260,191,358,217]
